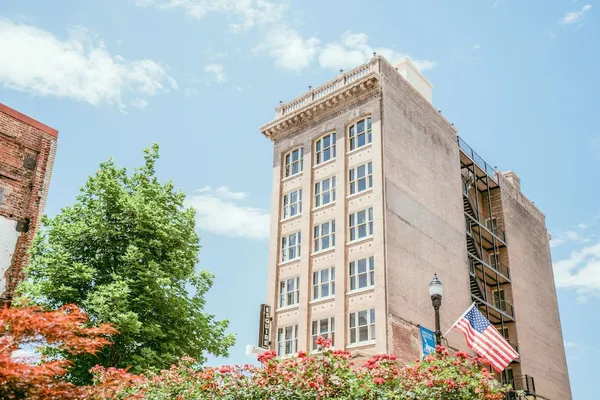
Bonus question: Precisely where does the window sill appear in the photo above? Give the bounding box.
[346,341,376,350]
[346,236,374,246]
[311,247,335,257]
[276,304,299,313]
[282,172,303,183]
[280,214,302,223]
[312,202,335,212]
[279,258,301,267]
[346,287,375,296]
[346,188,373,200]
[346,143,372,156]
[313,158,336,169]
[309,296,335,305]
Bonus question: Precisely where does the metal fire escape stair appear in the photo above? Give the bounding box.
[470,273,485,301]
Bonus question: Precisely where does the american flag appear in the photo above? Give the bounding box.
[451,303,519,372]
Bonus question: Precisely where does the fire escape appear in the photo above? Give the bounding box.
[458,137,536,399]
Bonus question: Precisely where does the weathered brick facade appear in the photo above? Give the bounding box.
[0,103,58,303]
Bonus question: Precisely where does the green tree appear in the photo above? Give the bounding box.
[17,143,235,383]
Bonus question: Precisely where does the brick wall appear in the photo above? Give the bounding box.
[0,103,58,303]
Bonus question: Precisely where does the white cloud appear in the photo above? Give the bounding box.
[131,98,149,109]
[136,0,286,33]
[0,19,176,109]
[561,4,592,25]
[318,31,437,72]
[255,25,320,71]
[186,186,269,239]
[215,186,247,200]
[204,63,227,83]
[553,242,600,300]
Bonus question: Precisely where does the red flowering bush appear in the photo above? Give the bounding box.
[88,340,513,399]
[0,304,116,400]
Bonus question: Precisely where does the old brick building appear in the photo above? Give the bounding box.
[259,57,571,399]
[0,103,58,303]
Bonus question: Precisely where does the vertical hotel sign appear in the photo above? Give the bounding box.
[258,304,272,349]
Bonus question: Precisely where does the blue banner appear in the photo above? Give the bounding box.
[419,325,436,359]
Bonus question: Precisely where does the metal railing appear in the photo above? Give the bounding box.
[458,136,498,183]
[490,260,511,280]
[510,375,536,395]
[465,212,507,243]
[468,252,511,281]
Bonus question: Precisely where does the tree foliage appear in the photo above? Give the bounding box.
[88,339,513,399]
[17,144,235,382]
[0,304,115,399]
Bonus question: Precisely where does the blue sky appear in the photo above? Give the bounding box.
[1,0,598,398]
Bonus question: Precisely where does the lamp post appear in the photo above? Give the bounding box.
[428,273,444,346]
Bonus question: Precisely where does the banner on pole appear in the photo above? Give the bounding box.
[419,325,436,359]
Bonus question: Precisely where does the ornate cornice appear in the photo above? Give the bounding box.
[260,74,381,142]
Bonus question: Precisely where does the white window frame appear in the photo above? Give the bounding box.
[349,309,375,345]
[349,256,375,292]
[348,117,372,151]
[314,176,336,208]
[281,232,301,263]
[277,325,298,356]
[349,162,373,195]
[349,207,374,242]
[492,288,506,312]
[284,147,304,178]
[314,220,335,252]
[282,188,302,219]
[279,276,300,308]
[312,266,335,300]
[314,132,336,165]
[311,317,335,351]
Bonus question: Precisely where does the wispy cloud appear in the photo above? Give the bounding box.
[186,186,269,239]
[135,0,286,33]
[318,31,437,72]
[254,25,320,71]
[553,242,600,301]
[0,19,177,110]
[204,63,227,83]
[561,4,592,25]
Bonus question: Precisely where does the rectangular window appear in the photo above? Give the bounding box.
[502,368,514,386]
[492,288,506,312]
[281,232,301,262]
[284,148,304,178]
[349,309,375,344]
[314,220,335,252]
[315,132,336,165]
[279,276,300,308]
[349,162,373,195]
[311,317,335,351]
[489,252,499,267]
[349,207,374,241]
[312,266,335,300]
[349,256,375,291]
[282,189,302,219]
[277,325,298,356]
[315,176,336,208]
[348,117,372,151]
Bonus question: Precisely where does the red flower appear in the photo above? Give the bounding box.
[257,350,277,364]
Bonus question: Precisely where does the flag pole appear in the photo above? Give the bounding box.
[443,302,476,337]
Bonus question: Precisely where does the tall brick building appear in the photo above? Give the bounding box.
[0,103,58,304]
[259,57,571,399]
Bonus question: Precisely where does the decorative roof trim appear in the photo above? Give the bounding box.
[260,75,381,141]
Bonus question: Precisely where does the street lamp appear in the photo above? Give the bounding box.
[428,273,444,346]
